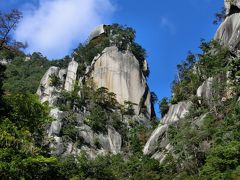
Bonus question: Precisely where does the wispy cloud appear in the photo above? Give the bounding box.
[14,0,115,59]
[160,17,176,35]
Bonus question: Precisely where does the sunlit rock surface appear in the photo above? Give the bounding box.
[64,59,78,92]
[215,1,240,52]
[143,101,192,162]
[89,46,152,117]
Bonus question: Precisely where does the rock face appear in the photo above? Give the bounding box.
[37,66,64,105]
[143,101,192,163]
[89,46,152,117]
[161,101,192,124]
[215,1,240,52]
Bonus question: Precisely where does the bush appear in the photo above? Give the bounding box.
[73,24,149,78]
[85,105,108,133]
[49,74,61,88]
[200,141,240,179]
[159,97,169,117]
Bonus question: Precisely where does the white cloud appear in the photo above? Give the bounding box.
[15,0,115,59]
[160,17,176,35]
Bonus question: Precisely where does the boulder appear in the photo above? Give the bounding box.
[88,24,106,41]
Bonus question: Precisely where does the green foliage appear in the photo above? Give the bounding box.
[73,24,149,78]
[57,83,82,111]
[161,96,240,179]
[159,97,169,117]
[213,7,226,25]
[0,64,6,114]
[128,125,152,154]
[73,35,110,66]
[84,104,124,134]
[60,112,79,141]
[5,93,51,133]
[171,40,230,103]
[3,53,49,93]
[85,105,108,133]
[121,101,136,116]
[49,74,61,88]
[55,152,161,180]
[200,141,240,179]
[92,87,119,109]
[0,93,58,179]
[0,48,18,60]
[105,24,135,51]
[198,40,230,77]
[3,52,69,94]
[171,51,201,102]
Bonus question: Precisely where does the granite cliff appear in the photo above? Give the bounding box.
[37,24,154,158]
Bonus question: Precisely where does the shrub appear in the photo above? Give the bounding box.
[85,105,108,133]
[49,74,61,88]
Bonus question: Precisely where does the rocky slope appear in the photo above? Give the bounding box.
[144,0,240,164]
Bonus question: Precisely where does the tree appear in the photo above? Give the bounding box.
[159,97,169,117]
[200,141,240,179]
[85,105,108,133]
[213,7,226,25]
[151,92,158,105]
[0,64,6,115]
[0,9,25,51]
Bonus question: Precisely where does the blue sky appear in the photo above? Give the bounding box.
[1,0,223,115]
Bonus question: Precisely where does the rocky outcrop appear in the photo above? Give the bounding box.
[64,59,78,92]
[143,101,192,162]
[89,46,152,117]
[215,1,240,52]
[37,66,64,105]
[37,59,79,104]
[161,101,192,124]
